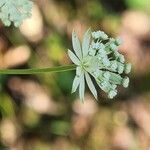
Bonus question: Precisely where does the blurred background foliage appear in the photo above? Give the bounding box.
[0,0,150,149]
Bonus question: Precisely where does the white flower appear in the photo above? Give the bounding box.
[92,30,108,40]
[68,29,97,101]
[0,0,33,27]
[68,29,131,101]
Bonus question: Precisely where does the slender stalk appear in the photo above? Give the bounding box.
[0,65,76,75]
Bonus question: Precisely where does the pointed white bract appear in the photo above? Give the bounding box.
[72,31,82,59]
[68,29,132,101]
[71,75,80,93]
[79,72,85,101]
[82,28,91,57]
[68,49,80,65]
[85,72,97,99]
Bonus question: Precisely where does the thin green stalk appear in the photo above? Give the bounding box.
[0,65,76,75]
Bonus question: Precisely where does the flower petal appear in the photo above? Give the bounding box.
[85,72,97,99]
[82,28,91,57]
[72,30,82,59]
[68,49,80,65]
[71,75,80,93]
[79,71,85,101]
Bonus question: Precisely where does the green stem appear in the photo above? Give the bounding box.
[0,65,76,75]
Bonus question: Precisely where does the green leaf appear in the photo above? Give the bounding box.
[85,72,97,99]
[72,30,82,59]
[68,49,80,65]
[82,28,91,57]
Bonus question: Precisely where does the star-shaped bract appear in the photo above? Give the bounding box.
[68,29,131,101]
[68,29,97,101]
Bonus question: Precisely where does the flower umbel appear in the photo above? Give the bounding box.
[0,0,33,27]
[68,29,131,101]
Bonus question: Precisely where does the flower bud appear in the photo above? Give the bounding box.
[108,90,117,99]
[124,63,132,74]
[115,37,123,46]
[118,64,124,74]
[122,77,129,88]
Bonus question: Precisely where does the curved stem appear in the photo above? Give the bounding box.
[0,65,76,75]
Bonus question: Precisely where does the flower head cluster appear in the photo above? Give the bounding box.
[68,29,131,101]
[0,0,33,27]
